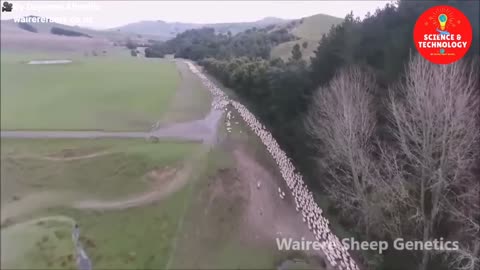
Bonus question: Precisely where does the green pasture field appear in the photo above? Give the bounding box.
[1,135,281,270]
[1,138,199,212]
[1,138,201,269]
[50,187,193,270]
[1,53,179,131]
[1,188,193,270]
[1,216,76,269]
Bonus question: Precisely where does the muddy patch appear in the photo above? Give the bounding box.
[204,168,249,219]
[231,147,328,269]
[145,166,178,186]
[232,148,321,248]
[73,165,190,210]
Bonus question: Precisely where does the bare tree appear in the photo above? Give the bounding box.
[385,55,480,270]
[305,66,381,236]
[306,56,479,270]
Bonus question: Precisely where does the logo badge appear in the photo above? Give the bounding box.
[2,1,13,12]
[413,5,472,64]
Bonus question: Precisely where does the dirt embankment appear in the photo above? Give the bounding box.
[209,144,328,269]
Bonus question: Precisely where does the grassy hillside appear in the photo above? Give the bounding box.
[292,14,343,40]
[110,20,198,41]
[0,19,110,52]
[0,17,162,52]
[113,17,291,40]
[3,16,161,41]
[270,14,343,61]
[270,39,318,61]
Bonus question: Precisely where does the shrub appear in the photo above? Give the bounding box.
[18,23,37,33]
[50,27,91,38]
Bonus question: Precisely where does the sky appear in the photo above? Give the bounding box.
[1,1,391,29]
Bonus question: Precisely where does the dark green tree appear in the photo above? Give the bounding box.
[290,44,302,62]
[50,27,91,38]
[18,22,37,33]
[126,39,137,50]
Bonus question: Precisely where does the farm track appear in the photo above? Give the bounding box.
[73,162,192,210]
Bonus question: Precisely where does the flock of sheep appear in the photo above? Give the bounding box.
[186,61,360,270]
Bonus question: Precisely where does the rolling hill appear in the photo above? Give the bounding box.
[109,20,197,40]
[2,16,161,41]
[1,18,110,52]
[270,14,343,61]
[112,17,290,40]
[1,16,161,52]
[1,14,341,56]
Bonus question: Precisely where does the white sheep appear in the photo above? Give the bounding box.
[187,61,358,270]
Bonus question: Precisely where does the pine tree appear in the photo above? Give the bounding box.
[290,44,302,62]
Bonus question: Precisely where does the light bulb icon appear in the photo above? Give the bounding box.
[438,14,448,30]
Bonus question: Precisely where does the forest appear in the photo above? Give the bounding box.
[145,1,479,269]
[145,27,296,59]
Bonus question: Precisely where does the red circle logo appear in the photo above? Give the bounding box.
[414,5,472,64]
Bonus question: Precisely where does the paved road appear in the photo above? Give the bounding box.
[0,130,147,139]
[150,108,223,143]
[0,108,223,142]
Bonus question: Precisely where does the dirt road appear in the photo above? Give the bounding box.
[73,162,194,210]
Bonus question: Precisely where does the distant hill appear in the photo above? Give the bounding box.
[1,16,162,52]
[292,13,343,40]
[112,17,291,40]
[1,18,108,52]
[3,16,162,41]
[1,18,109,52]
[205,17,289,35]
[270,14,343,61]
[110,20,197,40]
[1,14,342,55]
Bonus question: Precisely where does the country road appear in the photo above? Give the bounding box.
[0,108,223,142]
[0,130,148,139]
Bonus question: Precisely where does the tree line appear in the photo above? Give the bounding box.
[17,23,38,33]
[145,27,296,60]
[50,27,91,38]
[146,0,479,269]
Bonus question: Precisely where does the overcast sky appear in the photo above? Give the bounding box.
[1,1,391,29]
